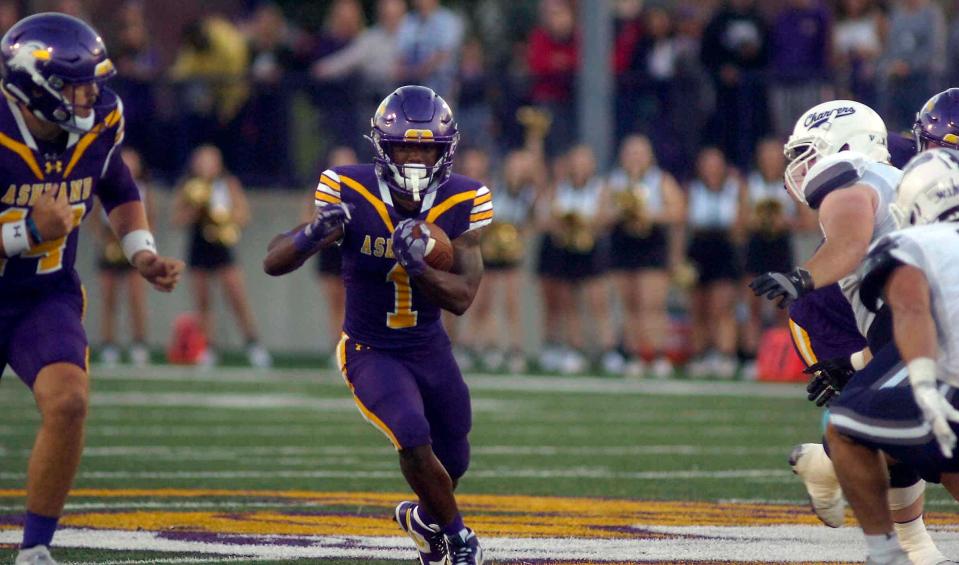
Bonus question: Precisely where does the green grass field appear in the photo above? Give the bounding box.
[1,364,958,564]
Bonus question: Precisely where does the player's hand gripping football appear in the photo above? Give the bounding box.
[804,357,856,407]
[31,185,75,242]
[392,218,430,277]
[133,252,184,293]
[749,267,815,309]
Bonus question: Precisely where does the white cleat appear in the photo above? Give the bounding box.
[789,443,846,528]
[15,545,58,564]
[865,549,911,565]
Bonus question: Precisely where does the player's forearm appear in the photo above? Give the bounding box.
[414,269,477,316]
[803,237,870,288]
[107,201,150,237]
[887,269,938,363]
[263,225,338,276]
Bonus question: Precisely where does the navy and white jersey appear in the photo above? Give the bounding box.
[859,224,959,385]
[746,171,795,215]
[606,167,665,217]
[687,177,739,230]
[553,177,604,220]
[492,183,535,226]
[804,151,902,337]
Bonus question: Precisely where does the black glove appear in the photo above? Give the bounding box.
[749,267,814,309]
[805,356,856,407]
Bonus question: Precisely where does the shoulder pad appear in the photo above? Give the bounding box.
[803,151,869,209]
[857,234,905,312]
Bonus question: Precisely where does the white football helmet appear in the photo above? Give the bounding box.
[784,100,889,204]
[891,148,959,227]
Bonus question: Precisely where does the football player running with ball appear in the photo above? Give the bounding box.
[264,85,490,565]
[0,14,183,565]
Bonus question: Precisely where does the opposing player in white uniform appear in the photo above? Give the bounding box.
[827,148,959,565]
[750,101,949,565]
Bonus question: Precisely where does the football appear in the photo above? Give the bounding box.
[415,221,454,271]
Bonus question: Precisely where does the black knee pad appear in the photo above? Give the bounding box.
[888,461,922,489]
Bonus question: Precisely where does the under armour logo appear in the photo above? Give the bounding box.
[13,225,21,238]
[44,160,62,174]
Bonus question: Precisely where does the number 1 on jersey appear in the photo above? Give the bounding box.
[387,263,417,329]
[0,204,85,275]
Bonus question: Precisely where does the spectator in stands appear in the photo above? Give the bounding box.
[395,0,465,101]
[606,135,685,379]
[169,16,251,174]
[0,1,20,36]
[470,149,543,373]
[309,0,367,155]
[613,0,645,142]
[667,5,712,181]
[312,0,406,120]
[110,1,161,169]
[236,3,299,186]
[455,37,493,151]
[172,145,271,369]
[768,0,833,138]
[833,0,884,106]
[308,146,357,366]
[684,147,747,379]
[537,145,616,374]
[94,148,154,368]
[740,138,812,378]
[527,0,579,157]
[878,0,946,132]
[700,0,770,170]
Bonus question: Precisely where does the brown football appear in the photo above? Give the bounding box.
[414,221,454,271]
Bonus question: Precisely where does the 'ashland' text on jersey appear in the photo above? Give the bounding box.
[0,97,139,296]
[314,164,492,349]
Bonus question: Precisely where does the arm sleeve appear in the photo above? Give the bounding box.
[314,169,343,207]
[96,104,141,214]
[467,185,493,231]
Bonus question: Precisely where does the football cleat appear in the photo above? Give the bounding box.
[446,527,484,565]
[789,443,845,527]
[394,501,448,565]
[15,545,58,564]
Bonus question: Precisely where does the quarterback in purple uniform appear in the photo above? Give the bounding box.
[264,85,490,565]
[0,14,183,564]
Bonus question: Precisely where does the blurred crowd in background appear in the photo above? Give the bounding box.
[13,0,957,377]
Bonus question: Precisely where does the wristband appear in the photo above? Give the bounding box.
[2,219,29,256]
[24,216,42,244]
[121,229,157,263]
[850,350,867,371]
[907,357,938,388]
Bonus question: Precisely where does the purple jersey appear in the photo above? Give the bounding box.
[314,164,492,350]
[0,98,138,297]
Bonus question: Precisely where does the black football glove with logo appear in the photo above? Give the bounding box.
[749,267,815,309]
[805,356,856,407]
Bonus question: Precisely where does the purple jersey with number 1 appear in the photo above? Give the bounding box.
[316,163,492,350]
[0,98,139,385]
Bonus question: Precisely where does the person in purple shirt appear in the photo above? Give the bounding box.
[0,13,183,565]
[264,85,489,565]
[768,0,832,138]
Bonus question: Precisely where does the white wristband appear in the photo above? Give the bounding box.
[907,357,938,388]
[121,229,157,263]
[850,350,867,371]
[2,219,30,256]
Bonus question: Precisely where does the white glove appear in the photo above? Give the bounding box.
[908,358,959,458]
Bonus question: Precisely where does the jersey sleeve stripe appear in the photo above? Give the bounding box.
[316,183,340,198]
[470,210,494,222]
[470,201,493,214]
[320,176,341,192]
[469,218,493,230]
[315,191,341,205]
[425,190,476,223]
[473,191,492,206]
[321,170,341,183]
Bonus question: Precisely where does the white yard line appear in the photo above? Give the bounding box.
[87,365,806,398]
[8,526,959,562]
